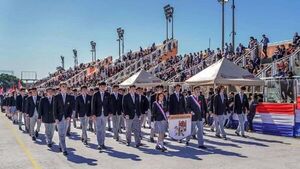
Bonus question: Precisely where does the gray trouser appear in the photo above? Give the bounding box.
[25,115,30,131]
[236,113,245,135]
[147,110,152,127]
[88,118,94,130]
[215,115,226,137]
[57,118,69,152]
[44,123,55,144]
[187,120,204,146]
[80,116,88,141]
[72,111,77,128]
[126,114,141,144]
[112,115,121,139]
[96,115,107,146]
[30,112,41,137]
[18,111,23,127]
[120,115,125,129]
[107,116,112,129]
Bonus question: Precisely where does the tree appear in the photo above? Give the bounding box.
[0,74,24,91]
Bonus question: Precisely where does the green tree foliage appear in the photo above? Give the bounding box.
[0,74,24,90]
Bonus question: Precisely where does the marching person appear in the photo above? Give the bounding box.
[53,82,74,156]
[169,84,187,115]
[234,86,249,137]
[66,88,77,136]
[150,85,165,142]
[75,85,92,145]
[16,88,26,130]
[9,91,18,124]
[38,87,55,147]
[186,86,207,149]
[91,82,111,150]
[87,88,95,132]
[23,90,31,133]
[152,92,168,152]
[213,86,228,140]
[26,87,41,141]
[110,85,123,141]
[137,87,149,139]
[122,85,142,148]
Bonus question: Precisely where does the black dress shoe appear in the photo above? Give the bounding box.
[150,137,155,143]
[242,135,247,138]
[19,126,22,131]
[35,131,39,138]
[198,145,207,149]
[81,138,84,142]
[101,145,107,149]
[126,142,130,146]
[192,135,197,139]
[84,141,88,145]
[185,141,189,146]
[97,146,102,150]
[235,131,240,136]
[178,140,183,143]
[155,145,162,150]
[108,128,112,132]
[215,134,221,138]
[59,147,62,152]
[135,144,140,148]
[66,132,71,137]
[32,137,36,141]
[162,146,167,152]
[47,144,51,148]
[63,151,68,156]
[116,137,119,141]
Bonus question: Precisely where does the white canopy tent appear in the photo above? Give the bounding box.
[185,58,264,86]
[119,70,165,87]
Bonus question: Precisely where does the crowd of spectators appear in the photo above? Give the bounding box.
[35,33,300,89]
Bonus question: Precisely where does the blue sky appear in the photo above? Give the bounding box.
[0,0,299,79]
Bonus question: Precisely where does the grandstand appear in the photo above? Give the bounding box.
[35,32,300,91]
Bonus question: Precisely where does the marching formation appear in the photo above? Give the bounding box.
[0,82,255,156]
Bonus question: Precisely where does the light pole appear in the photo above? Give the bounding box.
[117,27,124,60]
[60,55,65,70]
[231,0,236,53]
[218,0,228,52]
[164,4,174,41]
[90,41,96,62]
[73,49,78,68]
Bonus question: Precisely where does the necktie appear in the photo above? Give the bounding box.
[83,95,86,104]
[131,94,135,103]
[34,97,36,105]
[176,93,179,101]
[49,97,52,104]
[240,94,243,102]
[101,92,104,101]
[62,94,66,104]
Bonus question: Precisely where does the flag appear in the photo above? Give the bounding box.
[86,66,98,76]
[18,80,23,89]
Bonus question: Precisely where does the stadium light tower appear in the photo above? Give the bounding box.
[231,0,236,53]
[90,41,96,62]
[117,27,125,60]
[164,4,174,41]
[218,0,228,52]
[73,49,78,68]
[60,55,65,70]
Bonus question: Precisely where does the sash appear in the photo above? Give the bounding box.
[191,95,201,111]
[154,101,168,121]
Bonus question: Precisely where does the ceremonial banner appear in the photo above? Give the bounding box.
[294,97,300,137]
[168,114,192,140]
[253,103,295,137]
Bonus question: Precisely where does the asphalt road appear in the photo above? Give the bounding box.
[0,111,299,169]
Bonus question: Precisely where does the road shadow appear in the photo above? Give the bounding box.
[102,147,142,161]
[67,148,98,166]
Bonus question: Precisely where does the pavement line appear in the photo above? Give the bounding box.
[1,114,42,169]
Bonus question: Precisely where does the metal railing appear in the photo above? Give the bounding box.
[256,48,300,78]
[106,39,178,84]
